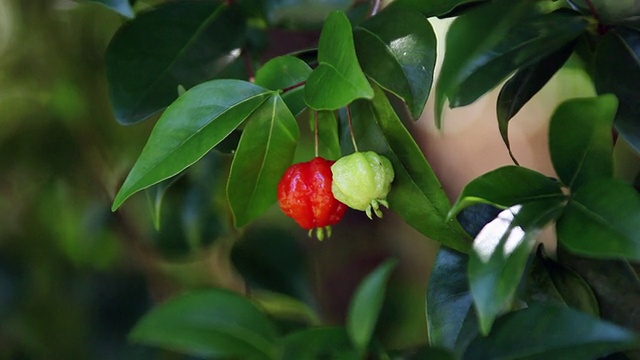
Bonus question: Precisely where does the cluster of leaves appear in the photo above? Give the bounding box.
[99,0,640,358]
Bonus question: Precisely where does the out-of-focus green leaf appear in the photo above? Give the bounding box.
[112,80,272,210]
[349,85,471,252]
[227,95,299,228]
[426,247,472,350]
[252,290,320,326]
[82,0,134,17]
[255,56,312,116]
[435,0,588,127]
[448,166,566,219]
[469,200,564,335]
[304,11,374,110]
[129,289,278,359]
[279,327,356,360]
[105,2,246,124]
[263,0,352,28]
[549,95,618,190]
[526,246,602,317]
[463,305,640,360]
[354,7,436,118]
[389,0,488,18]
[595,30,640,154]
[404,346,456,360]
[497,44,574,164]
[347,259,397,355]
[557,179,640,261]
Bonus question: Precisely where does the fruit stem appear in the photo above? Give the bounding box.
[314,111,319,157]
[346,105,359,152]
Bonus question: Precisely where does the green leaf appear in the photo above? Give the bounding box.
[557,179,640,261]
[435,1,588,127]
[82,0,134,17]
[304,11,374,110]
[227,95,299,227]
[549,95,618,190]
[463,305,640,360]
[449,166,566,219]
[316,111,341,160]
[347,259,397,355]
[129,289,278,359]
[595,30,640,154]
[389,0,488,18]
[426,247,472,350]
[255,56,312,116]
[105,2,246,124]
[146,174,182,230]
[279,327,356,360]
[112,80,272,210]
[353,7,436,119]
[497,44,574,164]
[263,0,352,28]
[349,84,472,252]
[251,290,320,326]
[469,200,565,335]
[405,346,456,360]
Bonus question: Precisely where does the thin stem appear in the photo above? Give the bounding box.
[282,80,306,93]
[346,105,359,152]
[314,111,319,157]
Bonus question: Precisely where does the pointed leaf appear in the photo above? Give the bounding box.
[449,165,566,219]
[497,44,574,163]
[227,95,299,227]
[435,1,587,127]
[304,11,374,110]
[354,7,436,118]
[82,0,134,17]
[557,179,640,261]
[595,30,640,154]
[549,95,618,190]
[129,289,278,359]
[347,259,397,354]
[112,80,272,210]
[349,85,471,252]
[469,200,565,334]
[105,2,246,124]
[255,56,312,116]
[463,305,640,360]
[389,0,488,18]
[427,247,472,350]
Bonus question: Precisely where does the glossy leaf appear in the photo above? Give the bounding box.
[538,249,600,316]
[595,30,640,154]
[389,0,488,18]
[304,11,374,110]
[105,2,246,124]
[316,111,341,160]
[497,44,574,164]
[349,85,472,252]
[469,200,565,334]
[279,327,356,360]
[549,95,618,190]
[463,305,640,360]
[354,7,436,118]
[448,166,566,219]
[435,1,588,126]
[129,289,278,359]
[112,80,272,210]
[83,0,134,17]
[557,179,640,261]
[347,259,397,355]
[426,247,472,350]
[227,95,299,227]
[255,56,312,116]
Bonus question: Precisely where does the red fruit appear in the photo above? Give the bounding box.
[277,157,347,240]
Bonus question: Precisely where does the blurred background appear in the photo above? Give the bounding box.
[0,1,438,358]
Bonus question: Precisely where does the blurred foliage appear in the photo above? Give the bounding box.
[0,0,433,358]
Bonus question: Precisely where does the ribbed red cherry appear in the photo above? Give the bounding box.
[277,157,347,240]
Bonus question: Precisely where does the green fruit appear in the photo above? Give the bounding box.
[331,151,395,219]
